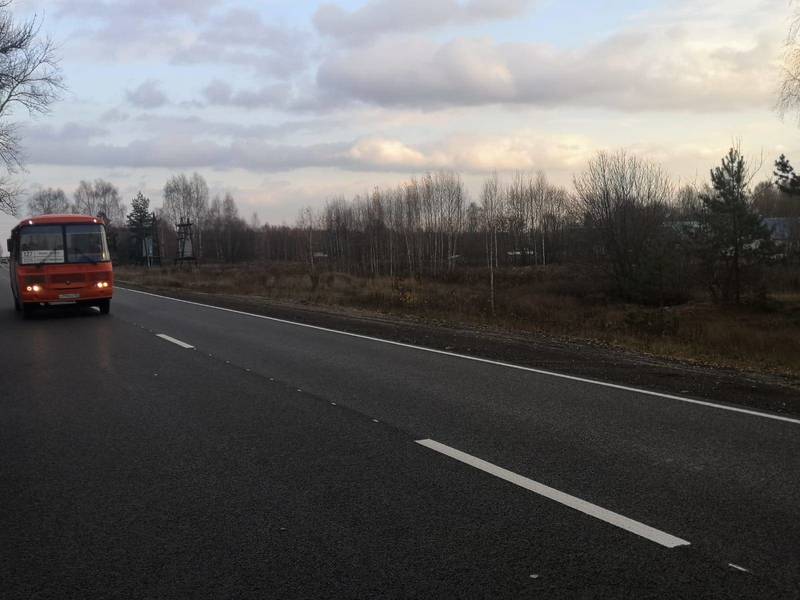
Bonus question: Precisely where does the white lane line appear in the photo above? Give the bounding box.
[728,563,750,573]
[156,333,195,349]
[416,439,691,549]
[118,287,800,426]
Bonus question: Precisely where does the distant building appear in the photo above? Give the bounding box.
[763,217,799,243]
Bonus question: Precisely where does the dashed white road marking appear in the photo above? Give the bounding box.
[416,439,691,549]
[156,333,195,349]
[728,563,750,573]
[118,287,800,426]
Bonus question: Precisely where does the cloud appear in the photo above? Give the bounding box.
[128,113,346,140]
[201,80,289,109]
[20,122,596,175]
[314,0,536,43]
[315,26,780,112]
[55,0,221,22]
[347,138,428,168]
[99,108,130,123]
[51,0,224,61]
[345,133,594,172]
[54,2,308,76]
[171,8,310,78]
[21,121,348,171]
[24,122,109,144]
[202,80,233,104]
[126,80,169,109]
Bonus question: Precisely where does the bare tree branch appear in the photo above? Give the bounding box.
[0,1,63,216]
[778,2,800,121]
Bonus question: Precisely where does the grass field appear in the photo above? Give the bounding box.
[116,263,800,379]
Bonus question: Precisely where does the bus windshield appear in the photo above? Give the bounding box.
[20,225,64,265]
[19,224,110,265]
[65,224,110,264]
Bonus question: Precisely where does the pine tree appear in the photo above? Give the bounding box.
[774,154,800,195]
[126,192,154,263]
[126,192,151,230]
[699,148,772,303]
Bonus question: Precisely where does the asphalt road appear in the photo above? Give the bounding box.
[1,266,798,599]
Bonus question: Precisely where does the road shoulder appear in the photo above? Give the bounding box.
[116,282,800,419]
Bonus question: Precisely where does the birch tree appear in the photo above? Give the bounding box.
[481,173,502,315]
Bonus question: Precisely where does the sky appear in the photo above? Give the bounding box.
[1,0,798,243]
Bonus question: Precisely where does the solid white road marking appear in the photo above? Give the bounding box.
[416,439,691,549]
[156,333,195,349]
[728,563,750,573]
[119,287,800,426]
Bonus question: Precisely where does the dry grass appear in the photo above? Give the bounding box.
[116,263,800,378]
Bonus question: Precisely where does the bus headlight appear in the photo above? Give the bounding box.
[96,281,109,288]
[26,284,42,293]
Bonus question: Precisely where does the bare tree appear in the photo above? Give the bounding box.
[506,171,529,262]
[297,205,321,288]
[438,171,465,270]
[0,1,63,215]
[222,192,240,262]
[574,150,673,300]
[206,195,223,259]
[402,178,422,277]
[27,186,69,215]
[780,3,800,121]
[73,179,126,225]
[73,180,96,215]
[162,173,208,226]
[162,173,209,259]
[94,179,125,225]
[481,173,502,315]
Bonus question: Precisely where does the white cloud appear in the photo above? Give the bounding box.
[20,121,597,175]
[344,133,595,172]
[347,138,428,168]
[316,26,780,112]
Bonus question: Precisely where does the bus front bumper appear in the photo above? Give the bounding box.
[20,285,113,305]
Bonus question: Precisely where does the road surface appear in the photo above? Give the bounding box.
[1,266,798,599]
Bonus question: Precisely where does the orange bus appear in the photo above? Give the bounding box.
[6,214,113,317]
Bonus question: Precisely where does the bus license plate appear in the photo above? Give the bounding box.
[59,293,80,299]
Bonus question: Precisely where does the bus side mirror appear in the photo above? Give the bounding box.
[5,239,10,253]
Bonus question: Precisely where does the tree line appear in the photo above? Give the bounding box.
[277,147,795,307]
[24,147,800,307]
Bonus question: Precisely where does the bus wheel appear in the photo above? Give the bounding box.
[22,303,34,319]
[98,299,110,315]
